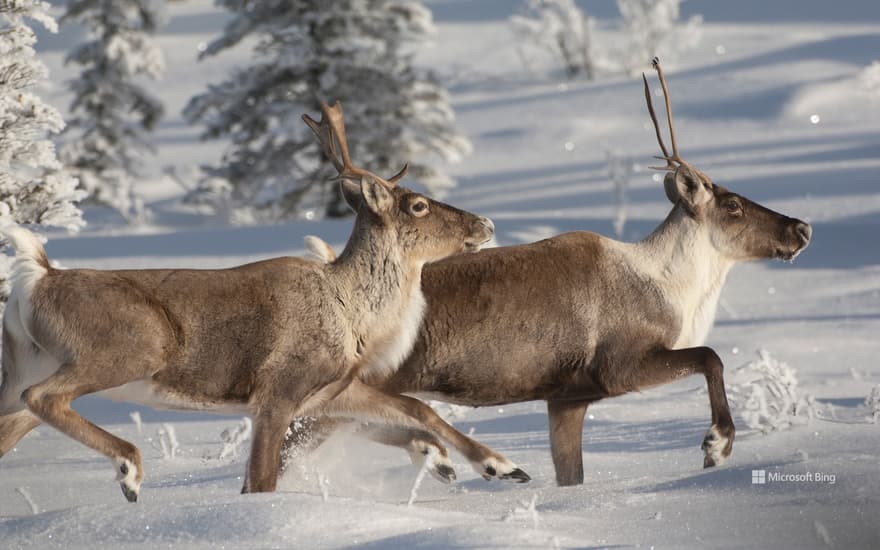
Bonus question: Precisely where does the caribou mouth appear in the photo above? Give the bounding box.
[463,240,486,253]
[775,246,804,262]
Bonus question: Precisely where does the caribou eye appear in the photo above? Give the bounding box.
[724,200,742,215]
[410,200,429,216]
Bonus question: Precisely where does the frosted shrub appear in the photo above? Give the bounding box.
[606,150,635,237]
[218,417,252,460]
[616,0,702,74]
[156,423,179,459]
[859,61,880,95]
[729,350,822,433]
[510,0,595,79]
[185,0,470,221]
[866,385,880,424]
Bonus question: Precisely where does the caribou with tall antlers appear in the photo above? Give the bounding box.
[291,59,813,486]
[0,101,533,502]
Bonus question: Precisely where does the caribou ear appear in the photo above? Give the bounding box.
[663,172,679,203]
[668,166,712,208]
[359,176,394,215]
[339,179,362,211]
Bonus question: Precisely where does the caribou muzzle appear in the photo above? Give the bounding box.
[777,219,812,261]
[463,216,495,252]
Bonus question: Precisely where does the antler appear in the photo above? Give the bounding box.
[302,101,407,188]
[643,57,686,171]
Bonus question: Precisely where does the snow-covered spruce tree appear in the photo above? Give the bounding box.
[616,0,701,74]
[0,1,85,299]
[60,0,166,223]
[184,0,471,221]
[510,0,595,79]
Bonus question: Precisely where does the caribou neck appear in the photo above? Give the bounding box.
[635,203,735,347]
[329,215,423,336]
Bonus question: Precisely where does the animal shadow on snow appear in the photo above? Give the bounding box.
[456,413,707,454]
[344,526,620,550]
[636,459,800,494]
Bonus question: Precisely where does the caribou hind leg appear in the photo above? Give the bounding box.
[319,379,530,482]
[355,424,456,483]
[283,417,457,483]
[21,362,148,502]
[0,410,41,458]
[635,347,736,468]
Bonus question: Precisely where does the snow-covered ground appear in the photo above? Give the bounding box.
[1,1,879,548]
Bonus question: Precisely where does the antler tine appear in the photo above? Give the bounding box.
[387,163,409,185]
[642,71,673,169]
[302,110,345,174]
[304,101,406,188]
[319,101,356,173]
[651,57,683,164]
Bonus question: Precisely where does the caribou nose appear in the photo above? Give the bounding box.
[477,216,495,236]
[470,215,494,238]
[466,216,494,249]
[795,221,812,244]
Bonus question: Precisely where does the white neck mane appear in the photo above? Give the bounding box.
[330,222,427,381]
[628,205,735,348]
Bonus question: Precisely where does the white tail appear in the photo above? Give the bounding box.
[1,226,49,295]
[0,227,50,358]
[304,235,337,263]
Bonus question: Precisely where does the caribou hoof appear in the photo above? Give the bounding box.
[410,444,456,484]
[120,482,139,502]
[701,424,734,468]
[433,463,457,483]
[475,457,530,483]
[500,467,531,483]
[115,458,141,502]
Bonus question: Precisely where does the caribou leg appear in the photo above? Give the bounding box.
[319,379,530,482]
[22,363,146,502]
[635,347,735,468]
[282,417,457,483]
[0,410,42,458]
[546,399,595,486]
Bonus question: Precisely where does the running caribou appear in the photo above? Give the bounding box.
[0,101,530,502]
[292,59,813,486]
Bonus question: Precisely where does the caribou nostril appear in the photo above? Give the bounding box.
[795,222,812,244]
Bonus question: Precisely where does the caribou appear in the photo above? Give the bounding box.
[0,101,530,502]
[290,59,813,486]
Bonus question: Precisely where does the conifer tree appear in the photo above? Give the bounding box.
[0,1,85,297]
[61,0,166,222]
[185,0,470,221]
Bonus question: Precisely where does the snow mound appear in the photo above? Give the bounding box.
[729,350,824,433]
[786,59,880,123]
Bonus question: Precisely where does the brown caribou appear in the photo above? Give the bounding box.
[289,59,812,486]
[0,101,531,502]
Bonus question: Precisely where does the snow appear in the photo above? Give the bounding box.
[1,1,878,548]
